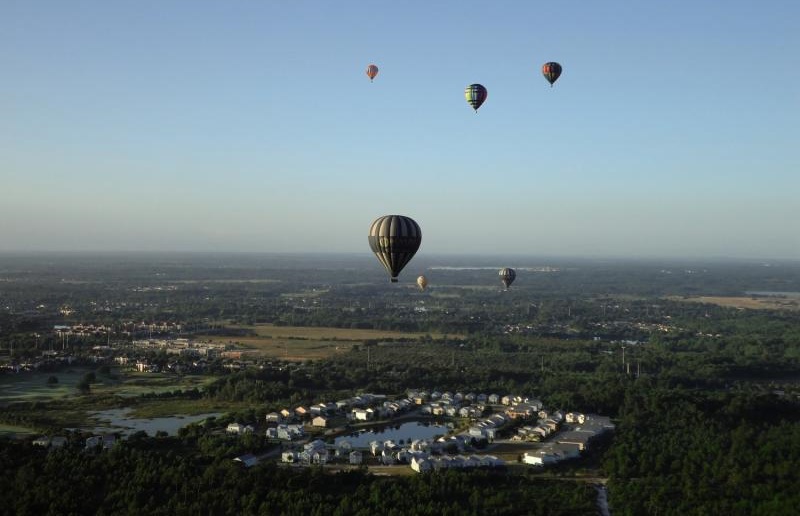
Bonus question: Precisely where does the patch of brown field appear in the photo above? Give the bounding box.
[194,325,463,361]
[193,335,355,361]
[670,296,800,311]
[235,324,459,341]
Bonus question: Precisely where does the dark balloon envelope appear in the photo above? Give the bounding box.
[541,62,562,86]
[465,84,488,112]
[366,64,379,82]
[369,215,422,283]
[499,267,516,289]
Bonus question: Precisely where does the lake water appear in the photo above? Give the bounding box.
[87,408,221,436]
[334,421,451,448]
[745,291,800,298]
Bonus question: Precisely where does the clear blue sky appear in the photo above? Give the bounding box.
[1,0,798,259]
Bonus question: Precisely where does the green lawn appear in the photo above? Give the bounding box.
[0,423,38,437]
[0,369,94,403]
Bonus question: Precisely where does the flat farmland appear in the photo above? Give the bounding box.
[195,324,460,361]
[670,296,800,311]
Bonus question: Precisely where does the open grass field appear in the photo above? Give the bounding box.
[489,441,538,462]
[670,296,800,311]
[0,423,38,437]
[128,398,244,419]
[0,368,94,403]
[246,323,453,341]
[0,369,218,404]
[92,372,216,398]
[195,324,462,361]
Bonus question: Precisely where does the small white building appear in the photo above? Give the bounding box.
[33,436,51,447]
[234,454,259,468]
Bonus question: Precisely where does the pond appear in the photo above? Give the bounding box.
[334,421,451,448]
[86,408,222,436]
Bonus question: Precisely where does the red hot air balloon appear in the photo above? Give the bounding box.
[542,62,562,87]
[366,64,379,82]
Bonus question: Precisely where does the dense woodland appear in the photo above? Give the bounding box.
[0,439,597,516]
[2,255,800,514]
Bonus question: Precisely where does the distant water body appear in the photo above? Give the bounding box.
[86,408,220,436]
[745,291,800,297]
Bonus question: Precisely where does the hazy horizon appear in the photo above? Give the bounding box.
[2,1,797,260]
[0,249,797,266]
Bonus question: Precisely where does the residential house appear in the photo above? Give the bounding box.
[312,449,329,465]
[506,403,537,419]
[431,405,446,416]
[227,423,244,434]
[265,412,283,424]
[352,408,374,421]
[281,451,297,463]
[102,434,116,450]
[85,436,103,450]
[380,449,396,465]
[349,451,363,465]
[565,412,586,424]
[336,440,353,457]
[468,427,486,439]
[312,416,328,428]
[304,439,326,453]
[488,394,500,404]
[411,456,432,473]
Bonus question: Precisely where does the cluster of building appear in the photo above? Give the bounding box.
[33,433,118,451]
[262,393,397,432]
[278,435,505,474]
[521,413,614,466]
[225,387,616,474]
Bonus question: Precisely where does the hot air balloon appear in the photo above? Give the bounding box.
[417,275,428,291]
[499,267,516,289]
[368,215,422,283]
[366,64,379,82]
[542,62,562,87]
[465,84,487,112]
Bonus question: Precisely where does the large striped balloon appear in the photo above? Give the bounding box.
[499,267,516,289]
[369,215,422,283]
[366,64,379,82]
[465,84,487,112]
[542,62,562,87]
